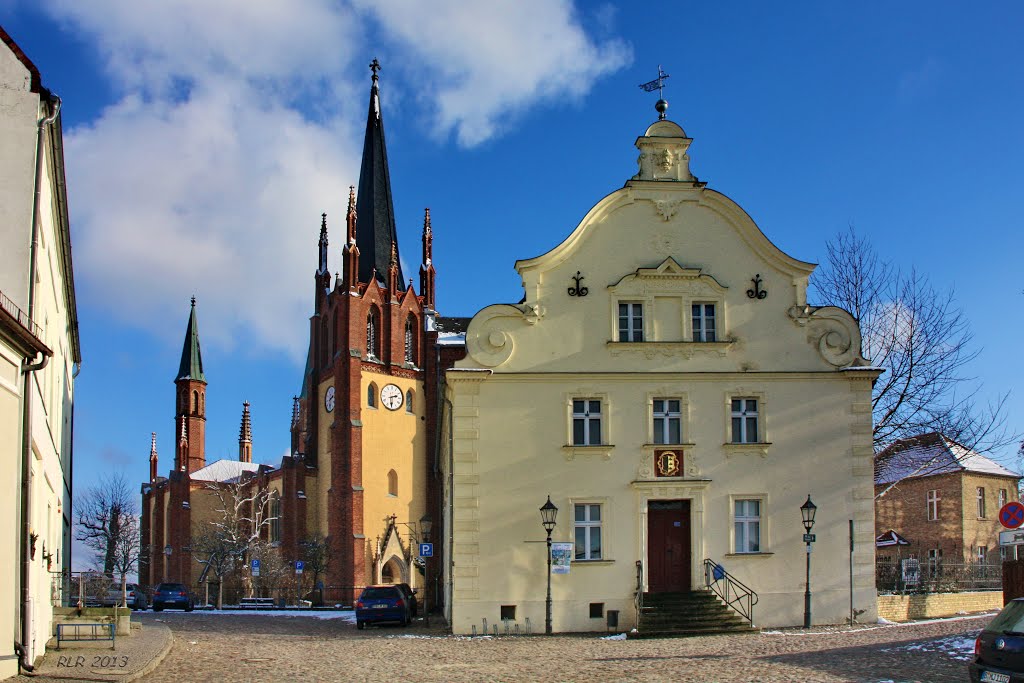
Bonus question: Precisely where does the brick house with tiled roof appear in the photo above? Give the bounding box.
[874,432,1020,567]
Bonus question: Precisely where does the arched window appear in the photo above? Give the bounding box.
[368,383,377,408]
[406,389,414,414]
[367,308,379,359]
[200,392,205,416]
[387,469,398,496]
[192,390,199,415]
[321,318,329,366]
[331,309,338,358]
[269,493,282,543]
[404,316,416,365]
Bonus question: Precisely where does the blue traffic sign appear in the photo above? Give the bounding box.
[1000,502,1024,529]
[295,560,304,574]
[419,543,433,557]
[251,559,260,569]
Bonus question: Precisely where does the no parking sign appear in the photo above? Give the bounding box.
[999,502,1024,529]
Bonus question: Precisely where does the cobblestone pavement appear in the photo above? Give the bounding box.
[135,611,990,683]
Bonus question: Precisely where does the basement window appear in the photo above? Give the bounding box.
[500,605,516,621]
[590,603,604,619]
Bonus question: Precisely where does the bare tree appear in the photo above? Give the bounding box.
[812,227,1014,495]
[191,529,238,609]
[110,512,141,607]
[192,475,277,606]
[76,474,136,576]
[299,534,333,605]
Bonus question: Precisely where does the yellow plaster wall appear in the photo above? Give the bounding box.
[360,372,426,586]
[316,379,334,546]
[447,120,878,633]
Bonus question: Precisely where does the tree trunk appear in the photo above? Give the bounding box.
[104,509,121,575]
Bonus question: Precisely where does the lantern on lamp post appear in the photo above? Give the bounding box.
[800,495,817,628]
[539,496,558,636]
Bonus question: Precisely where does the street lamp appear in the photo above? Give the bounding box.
[164,545,173,582]
[539,496,558,636]
[800,495,817,628]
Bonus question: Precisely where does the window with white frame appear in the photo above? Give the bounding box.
[730,398,758,443]
[574,503,602,560]
[927,489,939,521]
[734,499,761,553]
[618,302,643,342]
[653,399,681,444]
[692,303,716,342]
[1000,489,1008,509]
[572,400,602,446]
[976,546,988,564]
[977,487,986,519]
[927,548,942,574]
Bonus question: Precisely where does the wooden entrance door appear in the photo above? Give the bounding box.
[647,500,691,592]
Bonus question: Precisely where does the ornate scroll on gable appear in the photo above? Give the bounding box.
[788,305,867,367]
[465,304,538,368]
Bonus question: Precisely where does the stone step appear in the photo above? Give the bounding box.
[628,626,758,639]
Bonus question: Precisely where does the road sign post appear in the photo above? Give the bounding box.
[419,543,433,558]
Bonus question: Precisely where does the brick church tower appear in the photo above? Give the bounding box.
[174,296,206,474]
[296,59,462,602]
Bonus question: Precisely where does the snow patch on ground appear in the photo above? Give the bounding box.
[601,633,628,640]
[881,633,978,662]
[175,609,356,621]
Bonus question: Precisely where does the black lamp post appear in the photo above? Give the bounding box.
[800,495,817,628]
[539,496,558,636]
[419,513,432,624]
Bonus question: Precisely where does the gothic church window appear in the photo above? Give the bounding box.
[406,389,414,414]
[368,383,377,408]
[405,316,416,364]
[192,390,199,415]
[367,308,380,359]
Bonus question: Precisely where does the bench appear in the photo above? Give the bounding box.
[238,598,276,609]
[56,623,115,650]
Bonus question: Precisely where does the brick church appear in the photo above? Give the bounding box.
[140,61,466,606]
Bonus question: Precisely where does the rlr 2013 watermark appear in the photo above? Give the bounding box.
[57,654,129,669]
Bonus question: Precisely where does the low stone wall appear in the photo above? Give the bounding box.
[53,607,132,636]
[877,591,1003,621]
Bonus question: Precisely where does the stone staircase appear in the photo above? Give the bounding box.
[629,590,758,639]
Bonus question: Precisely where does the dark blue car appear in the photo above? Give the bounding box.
[355,585,410,629]
[970,597,1024,682]
[151,582,194,612]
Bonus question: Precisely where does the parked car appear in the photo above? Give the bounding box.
[103,583,147,609]
[970,597,1024,682]
[354,585,411,629]
[394,583,418,617]
[151,582,194,612]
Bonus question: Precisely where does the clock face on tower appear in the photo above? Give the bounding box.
[381,384,403,411]
[324,386,336,413]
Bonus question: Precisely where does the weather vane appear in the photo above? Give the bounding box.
[638,65,671,120]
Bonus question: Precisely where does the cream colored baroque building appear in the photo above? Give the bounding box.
[443,112,879,633]
[0,27,80,676]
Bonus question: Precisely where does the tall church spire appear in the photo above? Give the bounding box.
[239,401,252,463]
[176,297,206,382]
[355,58,403,286]
[149,432,158,482]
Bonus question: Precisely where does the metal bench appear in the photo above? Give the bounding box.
[56,623,115,650]
[238,598,275,609]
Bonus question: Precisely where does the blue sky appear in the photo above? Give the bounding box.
[3,2,1022,542]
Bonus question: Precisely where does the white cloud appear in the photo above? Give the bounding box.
[43,0,628,357]
[357,0,632,146]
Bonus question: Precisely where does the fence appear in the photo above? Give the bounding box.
[50,571,118,608]
[876,559,1002,594]
[196,583,362,609]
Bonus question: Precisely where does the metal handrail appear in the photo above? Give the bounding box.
[703,558,758,627]
[634,560,643,626]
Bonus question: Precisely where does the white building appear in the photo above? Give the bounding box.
[0,26,80,675]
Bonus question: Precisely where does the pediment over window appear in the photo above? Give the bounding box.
[609,258,727,297]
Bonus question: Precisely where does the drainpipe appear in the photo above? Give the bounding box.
[18,91,61,673]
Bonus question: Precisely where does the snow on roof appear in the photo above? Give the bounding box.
[437,332,466,346]
[190,459,263,483]
[874,432,1019,485]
